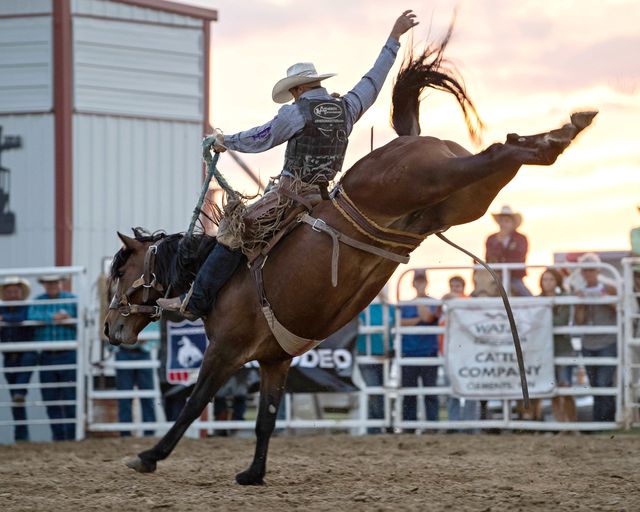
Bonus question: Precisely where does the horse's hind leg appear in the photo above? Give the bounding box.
[436,111,597,197]
[236,358,291,485]
[126,347,241,473]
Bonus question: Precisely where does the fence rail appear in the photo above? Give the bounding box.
[1,260,638,442]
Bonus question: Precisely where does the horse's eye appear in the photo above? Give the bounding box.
[115,270,124,279]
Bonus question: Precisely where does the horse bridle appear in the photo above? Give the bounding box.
[108,242,165,320]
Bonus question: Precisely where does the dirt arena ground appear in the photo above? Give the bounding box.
[1,432,638,511]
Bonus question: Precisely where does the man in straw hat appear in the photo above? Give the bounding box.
[29,274,78,441]
[0,276,37,441]
[573,252,618,422]
[159,10,419,319]
[484,205,532,296]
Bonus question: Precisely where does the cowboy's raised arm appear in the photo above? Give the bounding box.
[342,10,418,127]
[220,104,305,153]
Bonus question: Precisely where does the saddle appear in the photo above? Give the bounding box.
[216,176,323,264]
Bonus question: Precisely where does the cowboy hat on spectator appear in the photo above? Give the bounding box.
[272,62,337,104]
[37,274,67,284]
[0,276,31,297]
[491,205,522,228]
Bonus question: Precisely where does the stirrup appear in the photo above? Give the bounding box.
[179,283,195,316]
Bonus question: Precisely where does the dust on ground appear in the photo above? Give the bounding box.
[0,432,637,511]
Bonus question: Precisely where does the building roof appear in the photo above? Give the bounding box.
[112,0,217,21]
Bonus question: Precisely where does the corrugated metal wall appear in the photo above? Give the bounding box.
[73,16,203,121]
[0,115,56,268]
[71,0,201,27]
[0,1,209,283]
[71,5,207,281]
[0,16,53,113]
[73,114,203,281]
[0,0,51,16]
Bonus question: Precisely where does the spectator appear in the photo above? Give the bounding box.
[400,269,442,426]
[631,205,640,256]
[439,276,480,428]
[631,206,640,333]
[485,205,532,296]
[29,275,78,441]
[114,341,156,437]
[540,268,577,423]
[357,290,394,433]
[0,277,36,442]
[213,368,259,436]
[573,253,618,422]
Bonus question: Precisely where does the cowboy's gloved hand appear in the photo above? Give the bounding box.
[212,131,226,153]
[390,10,419,41]
[202,130,226,157]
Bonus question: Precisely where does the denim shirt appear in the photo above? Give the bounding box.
[224,36,401,176]
[28,291,78,342]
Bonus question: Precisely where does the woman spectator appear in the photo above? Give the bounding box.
[540,268,577,423]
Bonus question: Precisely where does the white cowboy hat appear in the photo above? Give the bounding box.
[491,205,522,228]
[38,274,66,284]
[0,276,31,297]
[272,62,336,104]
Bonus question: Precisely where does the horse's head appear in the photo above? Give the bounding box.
[104,230,166,345]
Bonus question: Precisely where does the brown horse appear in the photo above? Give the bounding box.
[104,32,596,484]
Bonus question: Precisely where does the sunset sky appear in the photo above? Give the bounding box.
[186,0,639,297]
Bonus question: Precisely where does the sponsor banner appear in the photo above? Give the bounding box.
[162,317,358,392]
[446,300,555,399]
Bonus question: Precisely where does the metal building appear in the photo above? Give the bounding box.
[0,0,217,282]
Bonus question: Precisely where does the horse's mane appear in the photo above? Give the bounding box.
[110,227,217,296]
[390,17,484,143]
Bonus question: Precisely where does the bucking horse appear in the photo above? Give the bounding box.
[104,26,596,484]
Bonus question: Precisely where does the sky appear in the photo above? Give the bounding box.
[185,0,639,298]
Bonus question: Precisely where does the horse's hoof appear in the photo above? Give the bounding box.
[125,456,157,473]
[235,469,265,486]
[570,111,598,131]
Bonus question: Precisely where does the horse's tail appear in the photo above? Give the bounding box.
[390,18,484,142]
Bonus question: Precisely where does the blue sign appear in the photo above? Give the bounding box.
[166,319,208,385]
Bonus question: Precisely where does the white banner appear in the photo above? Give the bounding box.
[446,300,555,399]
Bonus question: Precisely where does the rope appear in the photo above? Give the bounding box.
[436,231,530,408]
[202,130,239,202]
[186,137,241,239]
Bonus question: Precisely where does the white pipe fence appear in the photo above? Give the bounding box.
[1,260,638,442]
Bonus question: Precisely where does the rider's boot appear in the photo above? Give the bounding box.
[157,244,243,320]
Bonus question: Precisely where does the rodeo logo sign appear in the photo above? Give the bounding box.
[446,300,555,399]
[165,319,208,386]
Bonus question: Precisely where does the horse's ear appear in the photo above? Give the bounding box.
[117,231,142,251]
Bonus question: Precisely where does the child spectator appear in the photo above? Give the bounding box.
[539,268,576,423]
[400,269,441,426]
[357,290,394,433]
[440,276,480,428]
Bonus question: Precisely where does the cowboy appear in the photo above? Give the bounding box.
[484,205,532,296]
[159,10,419,319]
[0,276,36,442]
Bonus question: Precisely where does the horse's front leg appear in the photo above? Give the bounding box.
[126,345,241,473]
[236,358,291,485]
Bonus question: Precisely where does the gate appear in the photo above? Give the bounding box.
[0,267,86,443]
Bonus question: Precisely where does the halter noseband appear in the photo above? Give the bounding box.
[109,242,165,320]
